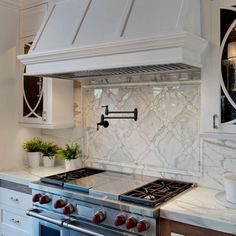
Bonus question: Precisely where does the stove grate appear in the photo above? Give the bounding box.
[40,168,104,190]
[119,178,194,207]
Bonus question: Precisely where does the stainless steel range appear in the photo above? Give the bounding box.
[27,168,194,236]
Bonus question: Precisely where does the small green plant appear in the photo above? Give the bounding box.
[41,141,59,159]
[22,137,43,152]
[56,143,81,160]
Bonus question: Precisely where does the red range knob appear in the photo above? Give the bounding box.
[114,214,127,226]
[54,199,66,209]
[32,193,42,203]
[125,217,137,230]
[39,195,51,204]
[137,220,150,233]
[63,204,74,215]
[92,211,106,224]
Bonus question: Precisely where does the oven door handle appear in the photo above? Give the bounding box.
[63,221,105,236]
[26,209,63,226]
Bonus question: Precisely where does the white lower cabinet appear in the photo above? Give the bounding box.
[0,188,32,236]
[0,227,29,236]
[0,188,31,210]
[0,229,30,236]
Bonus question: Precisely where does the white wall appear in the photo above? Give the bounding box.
[0,4,39,170]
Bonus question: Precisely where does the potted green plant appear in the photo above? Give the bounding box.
[22,137,43,168]
[56,143,82,171]
[41,141,59,167]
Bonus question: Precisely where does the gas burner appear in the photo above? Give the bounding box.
[144,195,156,200]
[119,178,194,207]
[40,168,104,187]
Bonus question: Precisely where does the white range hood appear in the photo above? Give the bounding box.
[17,0,208,79]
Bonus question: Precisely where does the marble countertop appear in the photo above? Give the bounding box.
[0,166,66,185]
[160,187,236,235]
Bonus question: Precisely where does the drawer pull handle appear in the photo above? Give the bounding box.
[11,218,20,224]
[213,114,219,129]
[10,197,19,202]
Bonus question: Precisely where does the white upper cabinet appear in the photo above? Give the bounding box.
[18,1,74,128]
[201,0,236,137]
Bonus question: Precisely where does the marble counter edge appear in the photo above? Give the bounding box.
[160,187,236,235]
[0,166,66,186]
[160,207,236,235]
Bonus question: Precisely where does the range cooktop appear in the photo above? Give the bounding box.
[40,168,194,207]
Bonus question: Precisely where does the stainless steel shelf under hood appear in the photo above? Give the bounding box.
[37,63,200,80]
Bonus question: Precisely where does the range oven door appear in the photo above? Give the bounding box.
[27,208,69,236]
[27,208,138,236]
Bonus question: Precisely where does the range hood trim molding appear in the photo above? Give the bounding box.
[18,32,207,75]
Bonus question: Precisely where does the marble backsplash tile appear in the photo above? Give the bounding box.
[82,82,201,176]
[41,76,236,190]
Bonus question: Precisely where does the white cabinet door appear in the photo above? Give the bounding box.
[201,0,236,137]
[0,188,32,210]
[0,227,30,236]
[0,188,32,236]
[0,206,31,234]
[18,38,74,129]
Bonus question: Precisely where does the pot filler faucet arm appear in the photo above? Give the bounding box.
[97,106,138,131]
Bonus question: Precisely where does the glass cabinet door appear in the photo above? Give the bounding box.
[22,42,44,121]
[220,7,236,125]
[19,37,73,128]
[23,75,43,119]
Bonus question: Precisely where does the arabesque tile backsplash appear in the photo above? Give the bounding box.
[82,82,200,175]
[41,74,236,190]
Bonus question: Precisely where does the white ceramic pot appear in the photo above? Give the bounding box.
[65,159,82,171]
[43,156,55,168]
[27,152,41,168]
[224,172,236,203]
